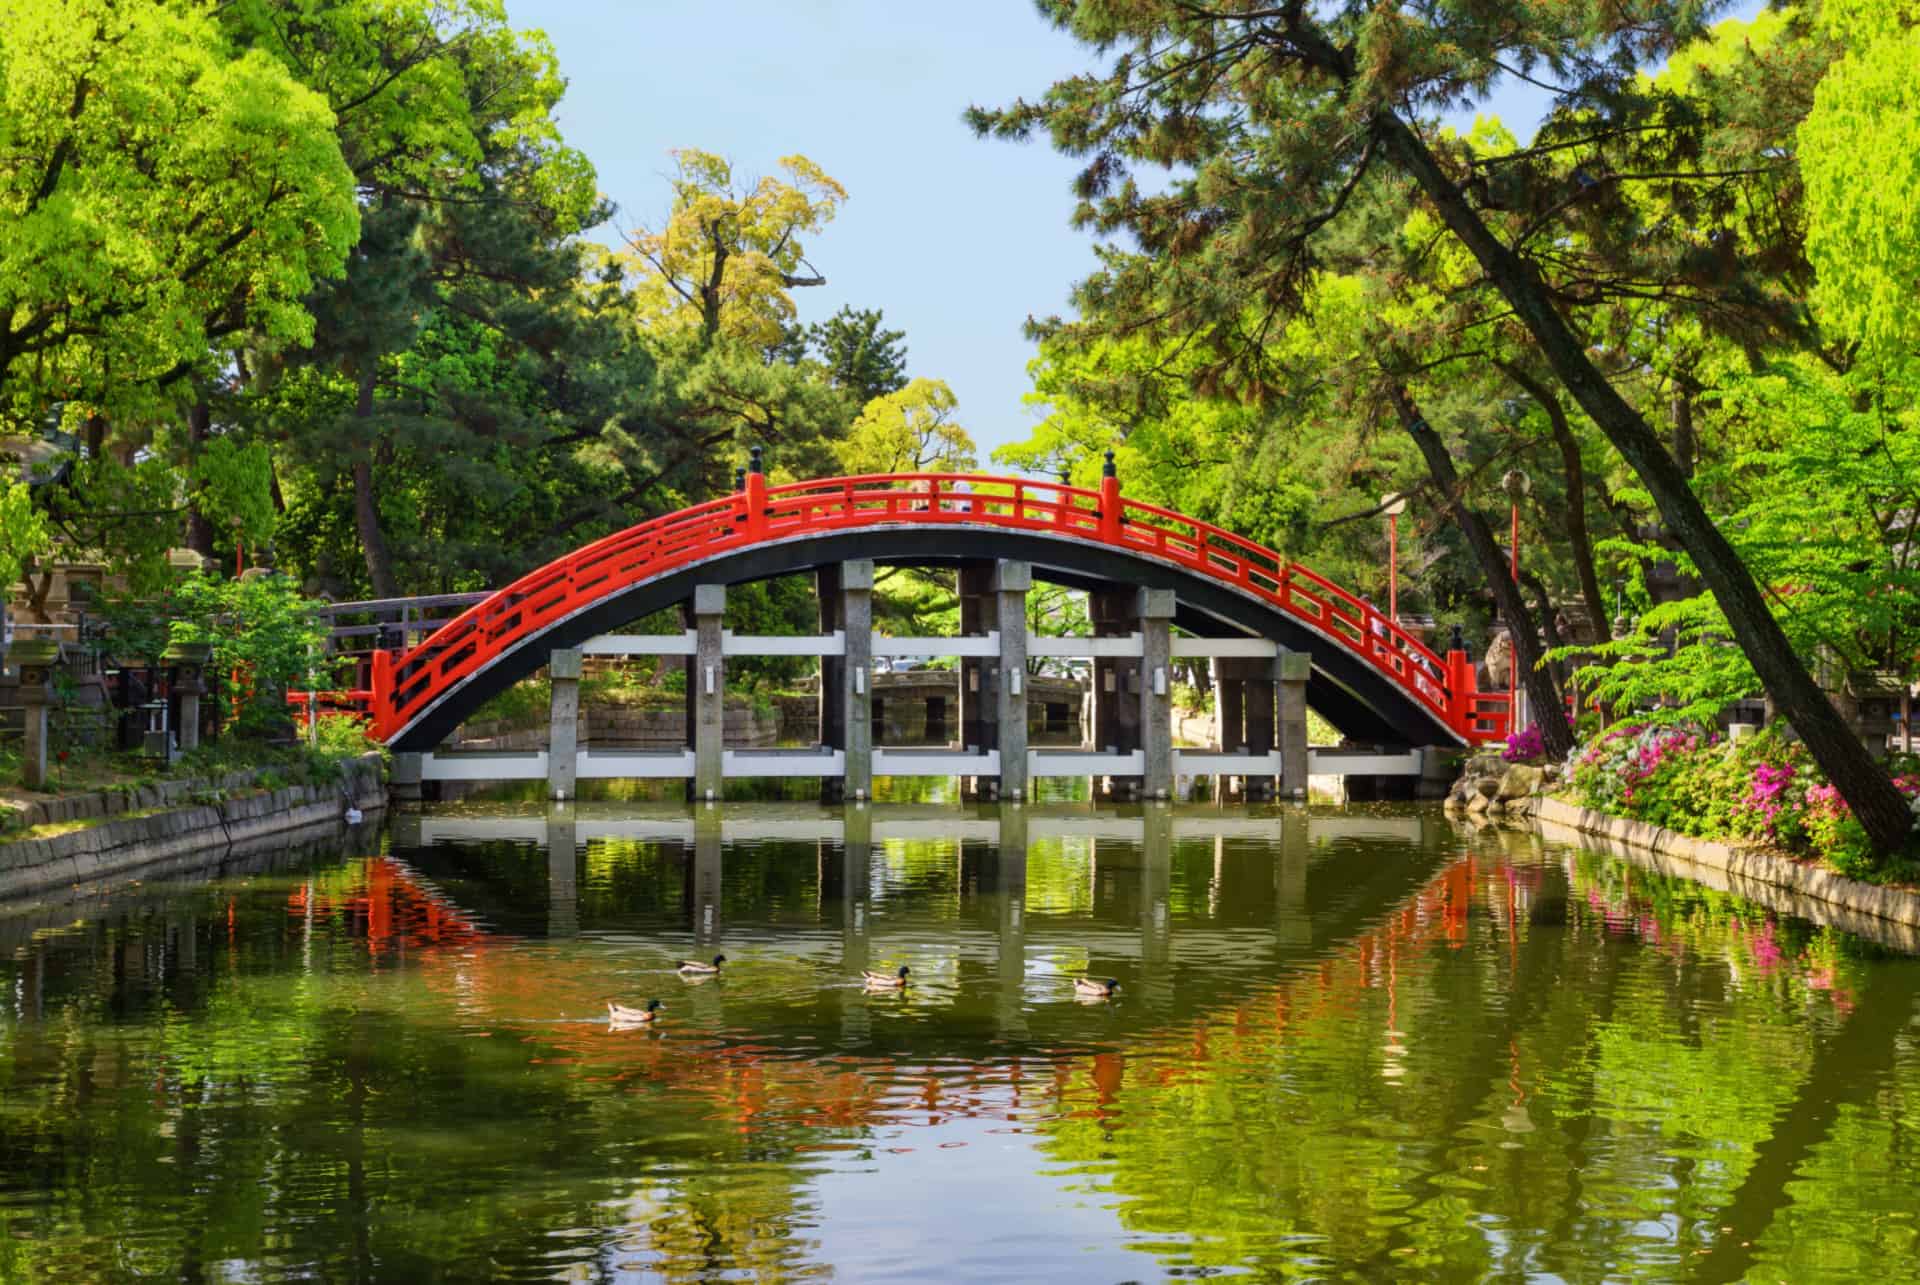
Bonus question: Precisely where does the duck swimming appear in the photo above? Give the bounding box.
[863,965,910,988]
[1074,977,1120,998]
[608,999,664,1025]
[677,954,726,975]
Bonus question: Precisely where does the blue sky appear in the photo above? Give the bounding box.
[502,1,1751,460]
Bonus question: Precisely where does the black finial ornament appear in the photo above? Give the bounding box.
[734,466,746,491]
[1450,623,1466,654]
[749,445,764,475]
[1102,448,1117,479]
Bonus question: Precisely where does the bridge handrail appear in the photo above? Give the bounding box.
[366,472,1500,743]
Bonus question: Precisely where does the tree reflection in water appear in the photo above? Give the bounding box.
[0,809,1916,1281]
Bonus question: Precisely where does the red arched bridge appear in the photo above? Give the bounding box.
[320,466,1509,800]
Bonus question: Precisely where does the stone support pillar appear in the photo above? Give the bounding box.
[1278,649,1311,800]
[1138,588,1175,799]
[1245,664,1277,802]
[817,565,845,801]
[996,803,1029,1038]
[1214,658,1246,752]
[390,751,424,804]
[547,647,582,800]
[994,561,1032,800]
[841,560,874,801]
[692,584,726,802]
[957,562,995,799]
[1091,589,1142,797]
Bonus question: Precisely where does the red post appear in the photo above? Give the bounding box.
[371,648,394,740]
[745,445,768,540]
[1098,448,1122,546]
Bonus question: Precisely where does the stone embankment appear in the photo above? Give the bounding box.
[0,755,385,900]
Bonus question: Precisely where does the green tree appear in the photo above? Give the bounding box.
[810,306,908,406]
[971,0,1915,853]
[0,0,358,424]
[838,378,975,475]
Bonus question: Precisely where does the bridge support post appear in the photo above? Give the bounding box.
[692,584,726,802]
[391,751,424,804]
[995,561,1031,800]
[1278,650,1311,800]
[841,560,874,801]
[1091,589,1142,798]
[1139,587,1175,799]
[958,563,995,799]
[817,565,845,801]
[547,648,582,800]
[1246,662,1277,802]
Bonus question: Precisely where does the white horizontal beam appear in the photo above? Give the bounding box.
[1027,749,1146,777]
[1028,634,1143,658]
[577,749,696,779]
[1172,750,1284,776]
[581,631,696,656]
[1307,749,1423,776]
[722,630,845,657]
[722,749,845,777]
[873,748,1001,776]
[1171,636,1279,658]
[874,632,1001,658]
[421,751,547,781]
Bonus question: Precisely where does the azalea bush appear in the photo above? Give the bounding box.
[1566,722,1920,879]
[1502,726,1546,763]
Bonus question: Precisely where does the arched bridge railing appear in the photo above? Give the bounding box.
[362,471,1512,745]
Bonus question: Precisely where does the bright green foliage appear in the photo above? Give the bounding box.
[1800,21,1920,355]
[168,571,331,735]
[0,478,50,593]
[1563,360,1920,720]
[839,378,975,475]
[622,150,846,350]
[0,0,358,423]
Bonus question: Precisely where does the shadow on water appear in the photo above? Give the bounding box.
[1,798,1918,1282]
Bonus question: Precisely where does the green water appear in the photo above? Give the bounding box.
[3,804,1919,1283]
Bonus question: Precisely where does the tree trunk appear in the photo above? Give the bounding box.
[351,370,399,599]
[1389,386,1575,758]
[185,397,216,557]
[1375,113,1912,855]
[1498,362,1611,643]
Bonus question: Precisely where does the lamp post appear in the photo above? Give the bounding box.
[1381,492,1408,623]
[1502,469,1532,732]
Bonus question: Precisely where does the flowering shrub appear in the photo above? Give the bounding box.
[1502,725,1546,763]
[1566,721,1916,878]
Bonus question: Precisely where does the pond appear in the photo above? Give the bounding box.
[2,801,1918,1282]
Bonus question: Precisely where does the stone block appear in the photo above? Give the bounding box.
[1277,650,1312,683]
[549,648,584,680]
[1466,792,1491,813]
[1497,764,1543,801]
[693,583,727,615]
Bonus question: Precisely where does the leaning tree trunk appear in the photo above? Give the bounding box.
[351,369,399,599]
[1390,387,1575,759]
[185,397,216,558]
[1498,362,1612,643]
[1375,114,1912,855]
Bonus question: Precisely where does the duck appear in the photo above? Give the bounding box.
[1074,977,1121,998]
[607,998,664,1025]
[677,954,726,975]
[863,965,910,988]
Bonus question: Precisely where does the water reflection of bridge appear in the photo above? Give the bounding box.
[394,805,1457,1010]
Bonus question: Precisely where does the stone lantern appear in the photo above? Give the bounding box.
[162,640,215,752]
[7,637,62,787]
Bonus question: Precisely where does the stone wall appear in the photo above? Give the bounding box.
[0,755,385,900]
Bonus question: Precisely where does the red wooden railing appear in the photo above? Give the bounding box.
[343,471,1507,746]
